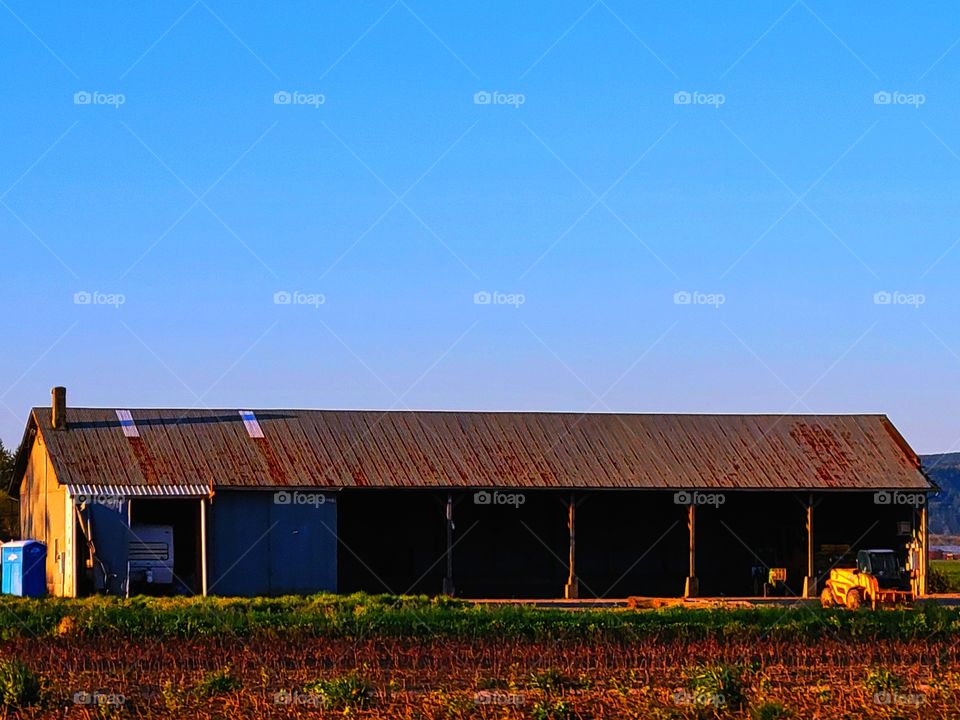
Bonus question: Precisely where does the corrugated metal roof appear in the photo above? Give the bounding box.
[28,408,930,491]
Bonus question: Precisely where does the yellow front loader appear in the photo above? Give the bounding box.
[820,549,913,610]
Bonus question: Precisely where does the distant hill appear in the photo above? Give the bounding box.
[922,453,960,536]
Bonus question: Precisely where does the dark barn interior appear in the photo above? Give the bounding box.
[453,491,568,598]
[337,490,447,595]
[697,492,809,597]
[338,490,571,598]
[337,489,922,599]
[577,491,687,597]
[814,493,920,576]
[130,499,200,594]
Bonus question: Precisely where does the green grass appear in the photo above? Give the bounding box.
[530,698,573,719]
[750,701,791,720]
[685,663,747,710]
[931,560,960,592]
[195,666,242,697]
[304,672,372,710]
[528,668,579,694]
[0,658,42,709]
[0,593,958,641]
[863,666,903,694]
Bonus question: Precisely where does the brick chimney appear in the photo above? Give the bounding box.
[51,386,67,430]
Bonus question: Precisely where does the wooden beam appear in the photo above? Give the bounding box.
[920,502,928,596]
[442,493,454,596]
[200,497,208,597]
[125,498,133,599]
[803,493,816,598]
[564,493,578,599]
[684,503,698,597]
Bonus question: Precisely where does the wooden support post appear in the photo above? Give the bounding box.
[564,493,578,599]
[684,503,698,597]
[803,493,816,598]
[200,497,209,597]
[920,502,929,596]
[442,493,454,596]
[125,498,133,599]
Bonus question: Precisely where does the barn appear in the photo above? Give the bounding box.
[9,387,933,599]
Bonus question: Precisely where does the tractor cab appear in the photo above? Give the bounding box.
[856,550,906,590]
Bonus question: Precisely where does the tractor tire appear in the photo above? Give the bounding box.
[845,588,863,610]
[820,587,834,608]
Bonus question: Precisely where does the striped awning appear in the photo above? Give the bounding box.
[66,483,211,498]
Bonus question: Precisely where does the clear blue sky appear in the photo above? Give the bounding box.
[1,2,959,454]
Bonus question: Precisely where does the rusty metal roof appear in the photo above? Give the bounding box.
[23,408,930,492]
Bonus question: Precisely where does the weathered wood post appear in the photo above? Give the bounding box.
[564,493,578,599]
[920,502,929,596]
[442,492,454,596]
[200,497,209,597]
[684,502,698,597]
[803,493,816,598]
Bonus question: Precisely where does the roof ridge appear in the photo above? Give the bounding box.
[30,406,889,417]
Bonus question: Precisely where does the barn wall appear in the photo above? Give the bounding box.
[13,475,919,600]
[18,432,72,596]
[208,490,337,596]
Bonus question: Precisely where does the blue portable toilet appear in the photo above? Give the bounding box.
[2,541,46,597]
